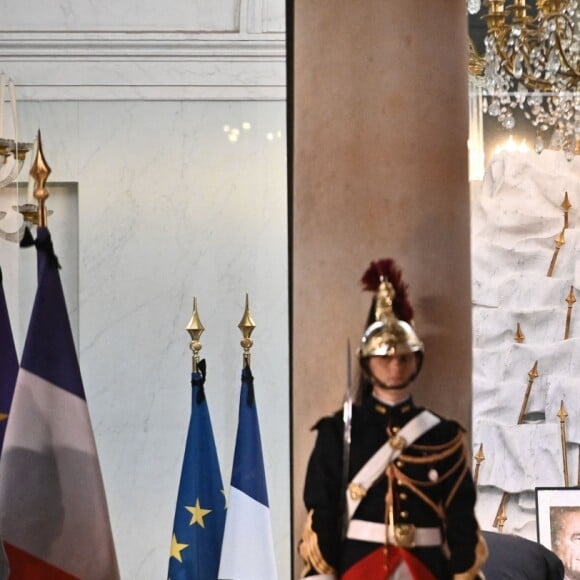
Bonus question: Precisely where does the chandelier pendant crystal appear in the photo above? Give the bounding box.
[482,0,580,160]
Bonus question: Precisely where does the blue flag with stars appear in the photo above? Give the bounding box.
[168,360,226,580]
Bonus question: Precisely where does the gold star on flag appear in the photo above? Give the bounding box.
[170,534,188,563]
[185,498,211,527]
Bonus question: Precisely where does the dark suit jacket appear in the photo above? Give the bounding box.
[481,531,564,579]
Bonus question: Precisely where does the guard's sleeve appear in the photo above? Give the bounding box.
[439,424,488,579]
[299,417,343,578]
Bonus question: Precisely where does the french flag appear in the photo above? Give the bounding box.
[0,266,18,454]
[0,227,119,579]
[218,365,277,580]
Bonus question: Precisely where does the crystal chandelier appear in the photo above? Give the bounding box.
[480,0,580,160]
[0,73,31,188]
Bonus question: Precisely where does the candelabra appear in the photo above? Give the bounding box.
[0,73,32,189]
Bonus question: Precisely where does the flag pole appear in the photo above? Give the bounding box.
[29,130,51,228]
[238,293,255,369]
[186,297,204,373]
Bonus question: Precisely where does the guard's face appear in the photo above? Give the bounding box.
[557,511,580,579]
[368,353,417,389]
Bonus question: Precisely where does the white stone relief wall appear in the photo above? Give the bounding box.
[472,151,580,540]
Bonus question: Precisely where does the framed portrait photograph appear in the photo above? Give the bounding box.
[536,486,580,564]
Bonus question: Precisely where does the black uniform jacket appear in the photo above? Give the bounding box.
[301,396,483,578]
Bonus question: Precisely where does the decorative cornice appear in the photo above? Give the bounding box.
[0,31,285,60]
[0,31,286,101]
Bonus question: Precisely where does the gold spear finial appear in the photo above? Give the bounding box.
[238,293,256,368]
[547,227,566,277]
[561,192,571,229]
[564,286,576,340]
[558,400,570,487]
[186,297,204,373]
[496,504,507,533]
[473,444,485,486]
[495,361,540,527]
[29,130,51,228]
[517,361,539,424]
[514,322,525,343]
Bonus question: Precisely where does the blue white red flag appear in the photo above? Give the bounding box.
[168,359,226,580]
[218,366,277,580]
[0,227,119,579]
[0,266,17,454]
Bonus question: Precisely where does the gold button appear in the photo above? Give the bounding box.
[397,479,404,486]
[400,492,408,501]
[396,460,404,468]
[400,511,409,518]
[392,426,400,433]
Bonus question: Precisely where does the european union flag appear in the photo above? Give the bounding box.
[168,359,226,580]
[0,266,18,455]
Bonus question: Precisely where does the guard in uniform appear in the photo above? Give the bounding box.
[299,259,487,579]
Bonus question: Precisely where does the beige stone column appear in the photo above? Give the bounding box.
[292,0,471,575]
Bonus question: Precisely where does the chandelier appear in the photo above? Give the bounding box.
[0,73,31,188]
[477,0,580,160]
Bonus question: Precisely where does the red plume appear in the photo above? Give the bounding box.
[360,259,414,322]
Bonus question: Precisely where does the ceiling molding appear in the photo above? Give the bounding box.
[0,31,286,101]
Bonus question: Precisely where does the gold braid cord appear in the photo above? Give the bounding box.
[390,432,468,519]
[453,531,489,580]
[299,510,336,578]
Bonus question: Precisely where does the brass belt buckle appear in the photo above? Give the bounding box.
[394,523,416,548]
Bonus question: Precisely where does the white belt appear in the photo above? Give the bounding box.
[347,519,442,547]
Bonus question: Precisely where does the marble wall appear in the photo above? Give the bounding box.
[0,1,289,577]
[0,97,290,580]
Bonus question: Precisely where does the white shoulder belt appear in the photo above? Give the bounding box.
[345,409,441,520]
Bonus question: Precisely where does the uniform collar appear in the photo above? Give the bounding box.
[368,395,415,417]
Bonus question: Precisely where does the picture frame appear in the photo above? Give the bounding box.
[536,486,580,551]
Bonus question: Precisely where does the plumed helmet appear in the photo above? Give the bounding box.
[358,259,424,360]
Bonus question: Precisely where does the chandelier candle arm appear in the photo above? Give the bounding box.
[186,297,204,373]
[0,73,4,139]
[7,80,18,145]
[558,400,570,487]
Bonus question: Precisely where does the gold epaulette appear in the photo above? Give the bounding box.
[298,509,336,578]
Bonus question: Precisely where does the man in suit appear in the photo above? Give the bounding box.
[551,506,580,580]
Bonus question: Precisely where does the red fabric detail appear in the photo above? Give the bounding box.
[4,543,79,579]
[342,546,435,580]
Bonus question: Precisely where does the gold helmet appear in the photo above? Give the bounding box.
[358,258,424,365]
